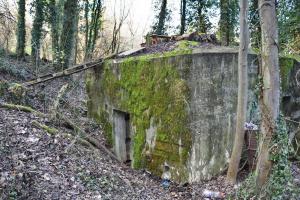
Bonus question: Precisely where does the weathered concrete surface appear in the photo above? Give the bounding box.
[86,47,299,183]
[183,50,258,181]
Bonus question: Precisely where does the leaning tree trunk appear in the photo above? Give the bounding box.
[85,0,102,60]
[226,0,249,184]
[255,0,280,188]
[16,0,26,58]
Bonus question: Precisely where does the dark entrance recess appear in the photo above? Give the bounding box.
[113,110,131,164]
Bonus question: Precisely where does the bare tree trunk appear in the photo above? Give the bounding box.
[31,0,45,67]
[255,0,280,188]
[219,0,230,45]
[226,0,249,184]
[156,0,167,35]
[109,1,129,54]
[180,0,186,35]
[84,0,89,61]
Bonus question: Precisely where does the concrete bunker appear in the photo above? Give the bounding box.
[86,47,300,183]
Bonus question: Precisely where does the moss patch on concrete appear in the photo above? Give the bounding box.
[85,68,114,146]
[86,54,192,182]
[131,45,194,62]
[280,57,295,90]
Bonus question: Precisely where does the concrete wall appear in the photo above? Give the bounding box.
[86,47,298,183]
[183,50,258,181]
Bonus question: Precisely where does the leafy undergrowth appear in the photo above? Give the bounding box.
[0,108,184,199]
[235,116,300,200]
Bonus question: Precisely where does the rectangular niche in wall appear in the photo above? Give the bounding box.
[113,109,131,163]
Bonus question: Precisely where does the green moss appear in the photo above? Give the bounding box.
[99,109,113,146]
[251,47,260,54]
[32,120,58,135]
[0,81,9,97]
[280,57,295,90]
[8,83,27,97]
[96,55,192,181]
[176,40,198,50]
[121,46,193,62]
[85,69,113,146]
[280,53,300,62]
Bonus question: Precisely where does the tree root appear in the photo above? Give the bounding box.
[0,103,46,117]
[32,120,58,135]
[83,135,119,161]
[62,133,96,152]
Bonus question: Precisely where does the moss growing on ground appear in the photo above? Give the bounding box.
[0,81,9,97]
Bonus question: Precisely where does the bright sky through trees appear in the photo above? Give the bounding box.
[105,0,219,47]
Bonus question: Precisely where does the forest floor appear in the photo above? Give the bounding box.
[0,53,299,199]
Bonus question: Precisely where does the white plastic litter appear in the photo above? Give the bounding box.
[244,122,258,130]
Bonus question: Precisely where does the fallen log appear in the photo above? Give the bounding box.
[23,53,116,87]
[0,103,46,117]
[31,120,93,150]
[84,136,119,161]
[62,133,96,152]
[32,120,58,135]
[55,112,119,161]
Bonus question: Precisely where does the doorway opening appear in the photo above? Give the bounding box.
[113,110,131,164]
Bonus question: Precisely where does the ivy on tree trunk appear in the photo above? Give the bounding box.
[60,0,78,68]
[31,0,45,69]
[16,0,26,58]
[180,0,187,35]
[255,0,280,189]
[156,0,168,35]
[219,0,239,46]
